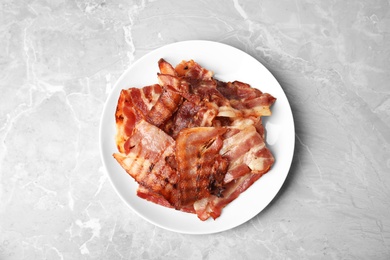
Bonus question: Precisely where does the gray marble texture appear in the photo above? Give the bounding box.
[1,0,389,259]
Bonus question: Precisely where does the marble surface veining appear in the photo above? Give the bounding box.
[1,0,390,259]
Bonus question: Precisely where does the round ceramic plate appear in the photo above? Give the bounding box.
[99,40,295,234]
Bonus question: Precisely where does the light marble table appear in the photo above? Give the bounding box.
[1,0,389,259]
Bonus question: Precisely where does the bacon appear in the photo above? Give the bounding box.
[194,173,263,221]
[137,185,173,208]
[157,74,189,94]
[229,94,276,117]
[113,59,276,221]
[175,127,228,208]
[113,120,180,205]
[228,117,265,139]
[254,117,265,139]
[185,79,274,119]
[164,100,199,137]
[175,59,213,80]
[216,80,261,101]
[186,79,231,109]
[136,185,196,214]
[146,87,182,126]
[220,125,274,183]
[167,100,218,139]
[158,58,177,76]
[216,80,276,117]
[194,102,219,127]
[115,84,162,153]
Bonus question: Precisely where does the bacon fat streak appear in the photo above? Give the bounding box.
[113,59,276,221]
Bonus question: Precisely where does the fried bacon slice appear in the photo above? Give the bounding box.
[136,185,196,214]
[194,173,264,221]
[175,59,213,80]
[113,59,276,221]
[175,127,228,208]
[166,100,219,138]
[158,58,177,76]
[145,87,182,127]
[220,125,274,183]
[113,120,180,205]
[115,84,162,153]
[216,80,276,118]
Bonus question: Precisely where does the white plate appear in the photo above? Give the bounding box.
[99,40,295,234]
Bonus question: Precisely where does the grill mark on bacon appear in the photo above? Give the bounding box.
[175,127,228,207]
[113,120,180,205]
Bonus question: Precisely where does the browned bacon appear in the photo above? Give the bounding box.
[146,87,182,126]
[113,59,276,221]
[158,58,177,76]
[217,80,276,117]
[175,127,228,208]
[167,100,219,138]
[164,100,199,137]
[137,185,173,208]
[220,125,274,183]
[115,84,162,153]
[113,120,180,205]
[216,80,261,100]
[175,60,213,80]
[194,172,263,221]
[137,185,196,213]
